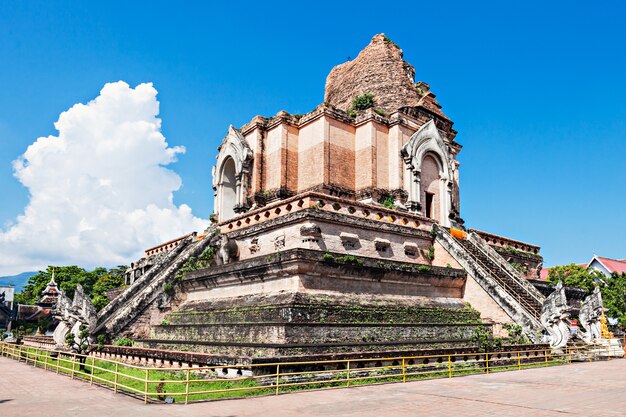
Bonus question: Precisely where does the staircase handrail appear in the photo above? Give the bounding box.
[97,235,194,319]
[437,226,542,322]
[468,231,545,305]
[95,226,217,334]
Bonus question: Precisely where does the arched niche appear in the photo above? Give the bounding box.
[219,157,237,220]
[400,120,455,227]
[421,153,443,221]
[212,125,253,222]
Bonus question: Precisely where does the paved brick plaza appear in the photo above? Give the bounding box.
[1,356,625,417]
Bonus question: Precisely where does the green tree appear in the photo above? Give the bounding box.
[14,265,127,311]
[91,268,126,311]
[602,272,626,327]
[548,265,626,328]
[547,263,604,294]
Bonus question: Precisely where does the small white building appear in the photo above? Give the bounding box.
[587,256,626,278]
[0,285,15,310]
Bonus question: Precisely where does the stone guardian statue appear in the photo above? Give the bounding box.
[540,282,572,349]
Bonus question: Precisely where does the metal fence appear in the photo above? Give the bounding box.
[0,341,618,404]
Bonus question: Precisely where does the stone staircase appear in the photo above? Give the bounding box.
[435,226,546,341]
[94,227,216,336]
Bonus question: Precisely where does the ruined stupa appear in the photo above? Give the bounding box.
[92,34,549,363]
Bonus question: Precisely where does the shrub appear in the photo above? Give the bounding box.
[422,245,435,263]
[340,255,364,266]
[322,252,335,262]
[379,195,395,210]
[351,93,375,111]
[113,337,134,347]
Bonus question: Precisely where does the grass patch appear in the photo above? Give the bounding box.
[0,344,600,403]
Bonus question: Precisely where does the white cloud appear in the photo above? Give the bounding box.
[0,81,207,275]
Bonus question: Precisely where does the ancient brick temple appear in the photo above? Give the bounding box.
[93,34,549,362]
[213,34,461,226]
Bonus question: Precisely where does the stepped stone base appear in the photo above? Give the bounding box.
[136,248,482,358]
[140,297,484,357]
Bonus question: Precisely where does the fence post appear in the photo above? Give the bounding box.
[71,354,76,379]
[544,349,549,367]
[566,346,571,364]
[185,368,190,404]
[275,364,280,395]
[34,349,39,367]
[114,362,119,393]
[607,344,611,360]
[346,360,351,387]
[485,353,489,374]
[447,355,452,378]
[144,368,149,404]
[517,351,521,370]
[90,357,94,385]
[56,354,60,374]
[402,358,406,383]
[44,350,48,371]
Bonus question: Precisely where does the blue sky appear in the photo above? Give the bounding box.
[0,0,625,271]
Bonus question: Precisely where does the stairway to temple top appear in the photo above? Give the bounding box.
[455,238,543,319]
[435,226,546,340]
[95,226,217,336]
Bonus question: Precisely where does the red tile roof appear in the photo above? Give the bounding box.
[594,256,626,274]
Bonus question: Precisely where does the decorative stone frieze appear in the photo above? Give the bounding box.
[374,238,391,251]
[300,222,322,237]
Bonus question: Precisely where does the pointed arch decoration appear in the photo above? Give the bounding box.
[400,120,455,227]
[212,125,253,222]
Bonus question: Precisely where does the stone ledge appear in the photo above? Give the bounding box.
[184,247,466,285]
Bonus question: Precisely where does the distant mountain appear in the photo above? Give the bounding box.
[0,271,38,292]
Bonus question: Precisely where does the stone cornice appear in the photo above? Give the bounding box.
[183,247,466,291]
[219,191,435,234]
[238,103,458,142]
[227,208,433,240]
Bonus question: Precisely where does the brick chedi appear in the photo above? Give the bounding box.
[99,34,549,365]
[325,33,447,119]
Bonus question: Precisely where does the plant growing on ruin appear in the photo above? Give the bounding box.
[510,262,528,275]
[421,245,435,264]
[322,252,335,262]
[197,246,217,268]
[379,195,395,210]
[163,282,174,295]
[373,108,386,117]
[502,323,528,345]
[471,325,502,352]
[339,255,364,266]
[113,337,134,347]
[383,35,399,49]
[417,265,431,273]
[96,334,107,352]
[350,93,375,111]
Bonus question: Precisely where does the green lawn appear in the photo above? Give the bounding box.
[0,344,595,403]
